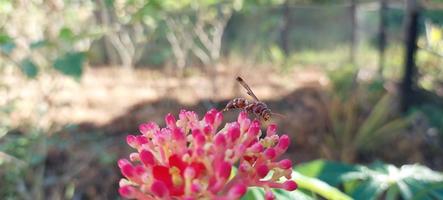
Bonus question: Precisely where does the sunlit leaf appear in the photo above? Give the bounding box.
[242,187,264,200]
[385,184,400,200]
[242,187,316,200]
[287,190,318,200]
[0,34,15,54]
[275,188,314,199]
[233,0,244,11]
[269,45,285,63]
[59,27,75,42]
[397,180,413,199]
[0,0,13,13]
[292,171,353,200]
[295,159,356,186]
[0,33,12,44]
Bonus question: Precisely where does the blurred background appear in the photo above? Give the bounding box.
[1,0,443,199]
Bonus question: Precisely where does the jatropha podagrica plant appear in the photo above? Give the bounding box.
[118,109,297,200]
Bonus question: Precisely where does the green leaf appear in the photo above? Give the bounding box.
[0,34,15,54]
[350,179,387,200]
[19,58,39,78]
[355,94,392,146]
[362,117,409,150]
[30,40,49,49]
[343,162,443,200]
[0,42,15,54]
[242,187,265,200]
[292,171,353,200]
[411,181,443,200]
[104,0,115,7]
[53,52,85,78]
[275,188,316,200]
[399,164,443,182]
[0,33,12,44]
[295,159,357,186]
[242,187,317,200]
[385,185,400,200]
[397,180,413,199]
[59,27,75,42]
[287,190,318,200]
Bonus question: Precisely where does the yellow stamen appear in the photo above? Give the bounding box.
[170,167,183,186]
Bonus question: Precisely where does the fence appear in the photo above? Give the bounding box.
[223,1,443,110]
[88,1,443,109]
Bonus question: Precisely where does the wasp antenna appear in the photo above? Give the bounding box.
[236,76,243,82]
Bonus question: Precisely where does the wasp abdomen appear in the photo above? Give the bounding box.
[224,98,249,111]
[246,102,271,119]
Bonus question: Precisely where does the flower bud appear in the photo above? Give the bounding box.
[216,161,232,180]
[151,180,169,198]
[283,180,298,191]
[165,113,177,129]
[256,164,270,178]
[227,183,247,199]
[119,185,136,199]
[265,191,275,200]
[278,159,292,170]
[126,135,137,148]
[214,134,227,148]
[264,148,276,159]
[227,123,241,142]
[139,122,159,136]
[277,135,290,151]
[266,124,277,136]
[140,150,155,166]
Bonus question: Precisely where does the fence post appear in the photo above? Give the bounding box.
[350,0,357,64]
[378,0,387,75]
[401,0,420,112]
[280,0,290,55]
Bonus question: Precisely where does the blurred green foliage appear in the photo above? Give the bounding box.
[0,0,97,79]
[0,101,43,199]
[243,160,443,200]
[296,160,443,200]
[53,52,85,79]
[319,66,413,162]
[0,0,441,88]
[412,103,443,141]
[243,172,352,200]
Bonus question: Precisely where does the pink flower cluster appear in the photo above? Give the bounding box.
[118,109,297,200]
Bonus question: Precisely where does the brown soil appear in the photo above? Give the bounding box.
[6,66,438,199]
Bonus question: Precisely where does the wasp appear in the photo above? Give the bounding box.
[223,76,282,121]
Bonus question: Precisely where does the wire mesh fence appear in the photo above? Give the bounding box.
[222,1,443,97]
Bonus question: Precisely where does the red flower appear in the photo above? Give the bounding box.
[118,109,297,199]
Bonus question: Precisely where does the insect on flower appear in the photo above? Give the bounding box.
[118,109,297,200]
[224,76,284,121]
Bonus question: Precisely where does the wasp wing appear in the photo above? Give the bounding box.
[271,112,287,119]
[236,76,260,101]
